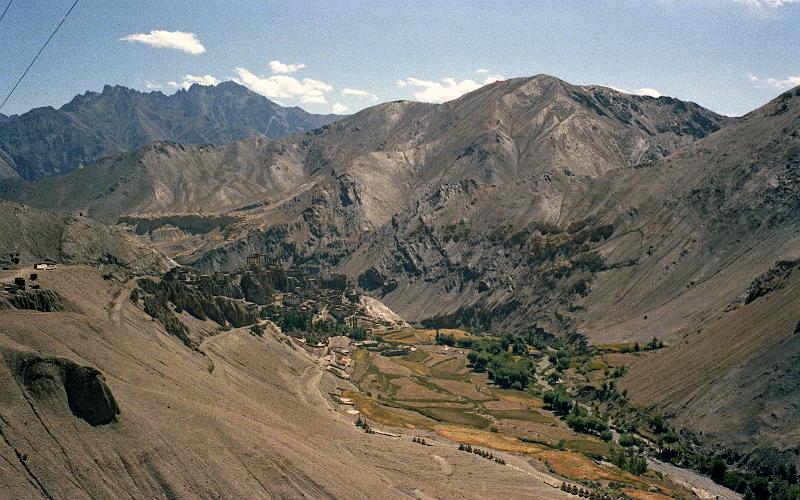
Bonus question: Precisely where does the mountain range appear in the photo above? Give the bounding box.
[0,81,340,180]
[1,75,799,475]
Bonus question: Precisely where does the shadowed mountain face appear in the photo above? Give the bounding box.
[0,81,340,180]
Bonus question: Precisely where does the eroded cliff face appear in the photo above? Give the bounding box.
[7,350,120,426]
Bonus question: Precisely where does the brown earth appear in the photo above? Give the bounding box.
[0,266,570,498]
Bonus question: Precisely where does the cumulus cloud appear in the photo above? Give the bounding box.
[121,30,206,54]
[604,85,664,98]
[636,87,663,98]
[748,73,800,89]
[268,60,306,74]
[164,74,220,90]
[342,87,378,100]
[144,80,163,90]
[398,75,504,103]
[233,67,332,104]
[332,102,348,114]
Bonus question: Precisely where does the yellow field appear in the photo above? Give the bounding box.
[378,327,486,345]
[346,340,691,498]
[436,425,547,454]
[493,389,545,408]
[535,449,632,483]
[342,390,435,429]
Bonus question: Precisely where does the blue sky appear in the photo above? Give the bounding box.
[1,0,798,117]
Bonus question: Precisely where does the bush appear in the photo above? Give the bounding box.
[710,459,727,484]
[467,350,492,372]
[435,330,456,346]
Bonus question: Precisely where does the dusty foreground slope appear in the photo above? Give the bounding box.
[0,267,566,499]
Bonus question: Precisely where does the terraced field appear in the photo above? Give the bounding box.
[347,333,696,498]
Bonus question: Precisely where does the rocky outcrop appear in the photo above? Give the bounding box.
[0,289,74,312]
[8,351,120,426]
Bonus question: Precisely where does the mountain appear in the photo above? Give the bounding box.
[0,81,341,180]
[1,74,798,475]
[0,75,730,268]
[604,85,800,465]
[0,74,729,218]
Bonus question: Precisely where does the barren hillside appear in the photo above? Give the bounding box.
[0,266,568,498]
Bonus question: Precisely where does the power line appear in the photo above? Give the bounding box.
[0,0,79,112]
[0,0,13,25]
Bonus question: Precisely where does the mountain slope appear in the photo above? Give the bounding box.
[590,85,800,463]
[0,201,172,272]
[1,75,798,470]
[0,75,729,224]
[0,81,340,180]
[0,266,565,498]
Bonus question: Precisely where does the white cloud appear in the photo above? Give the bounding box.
[164,74,220,90]
[735,0,799,7]
[399,75,504,103]
[476,68,489,74]
[637,87,663,98]
[121,30,206,54]
[144,80,163,90]
[748,73,800,89]
[233,67,333,104]
[332,102,348,114]
[604,85,664,98]
[268,60,306,74]
[342,87,378,100]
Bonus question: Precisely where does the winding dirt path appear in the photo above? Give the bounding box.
[108,278,136,325]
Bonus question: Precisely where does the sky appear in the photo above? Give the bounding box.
[0,0,799,117]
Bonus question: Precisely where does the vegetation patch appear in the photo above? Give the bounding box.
[483,408,554,424]
[416,407,492,428]
[343,391,434,429]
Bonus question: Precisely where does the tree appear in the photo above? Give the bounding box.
[710,459,727,484]
[543,390,574,416]
[488,353,531,389]
[467,350,491,372]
